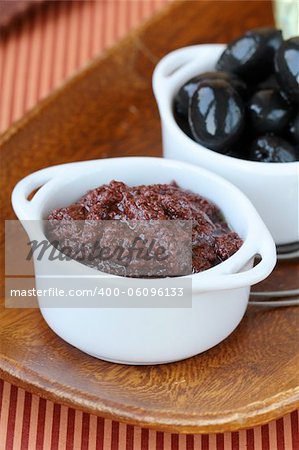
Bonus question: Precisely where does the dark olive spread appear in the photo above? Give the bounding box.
[48,181,242,274]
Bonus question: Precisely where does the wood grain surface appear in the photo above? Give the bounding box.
[1,0,299,434]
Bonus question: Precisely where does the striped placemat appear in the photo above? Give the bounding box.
[0,0,167,133]
[1,380,298,450]
[0,1,298,449]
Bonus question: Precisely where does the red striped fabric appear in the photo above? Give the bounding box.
[0,0,167,133]
[1,1,299,449]
[0,380,298,450]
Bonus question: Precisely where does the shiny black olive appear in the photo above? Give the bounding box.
[174,71,247,118]
[247,88,292,134]
[275,37,299,104]
[216,28,282,82]
[248,27,283,53]
[174,75,205,117]
[174,110,194,139]
[289,112,299,144]
[188,79,244,152]
[216,34,264,76]
[250,134,298,162]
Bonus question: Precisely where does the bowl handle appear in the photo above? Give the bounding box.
[12,164,76,221]
[191,236,277,292]
[152,44,225,100]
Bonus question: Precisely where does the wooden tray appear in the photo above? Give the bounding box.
[1,0,298,434]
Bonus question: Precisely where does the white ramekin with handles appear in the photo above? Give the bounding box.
[12,157,276,365]
[153,44,299,247]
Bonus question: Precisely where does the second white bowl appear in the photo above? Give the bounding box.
[153,44,299,246]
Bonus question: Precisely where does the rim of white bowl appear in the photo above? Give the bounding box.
[11,157,276,283]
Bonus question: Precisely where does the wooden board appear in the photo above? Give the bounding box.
[1,0,298,434]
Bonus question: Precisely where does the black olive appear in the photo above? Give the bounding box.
[227,128,253,159]
[289,112,299,144]
[248,27,283,53]
[275,37,299,104]
[216,34,264,77]
[174,71,247,118]
[188,79,244,152]
[225,73,248,99]
[174,75,205,117]
[247,88,292,134]
[250,134,298,162]
[224,144,249,160]
[174,109,194,139]
[216,28,282,82]
[223,148,241,159]
[257,74,280,90]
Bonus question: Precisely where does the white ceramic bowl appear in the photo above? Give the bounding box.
[153,44,299,246]
[12,157,276,365]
